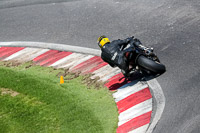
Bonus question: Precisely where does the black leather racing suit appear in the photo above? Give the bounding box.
[100,38,133,77]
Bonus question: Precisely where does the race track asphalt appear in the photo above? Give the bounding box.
[0,0,200,132]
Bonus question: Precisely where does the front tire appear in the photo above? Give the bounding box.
[137,55,166,74]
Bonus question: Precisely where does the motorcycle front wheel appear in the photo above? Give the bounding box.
[137,55,166,74]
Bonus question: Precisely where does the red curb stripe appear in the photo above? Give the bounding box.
[33,50,59,62]
[0,47,23,55]
[0,47,16,56]
[71,56,105,73]
[0,47,24,60]
[104,73,127,90]
[108,73,124,81]
[39,51,72,66]
[105,72,143,90]
[117,87,152,113]
[84,62,108,74]
[117,111,152,133]
[0,47,9,53]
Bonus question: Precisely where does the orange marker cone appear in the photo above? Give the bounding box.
[60,76,64,84]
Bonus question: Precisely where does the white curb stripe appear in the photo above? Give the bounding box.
[92,65,111,75]
[0,41,101,56]
[50,53,83,67]
[27,49,50,61]
[91,65,120,80]
[128,124,149,133]
[118,98,152,126]
[4,48,49,61]
[98,67,121,80]
[54,54,91,69]
[3,48,26,60]
[63,55,94,70]
[113,81,148,102]
[100,68,121,82]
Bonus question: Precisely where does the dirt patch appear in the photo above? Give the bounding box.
[25,64,33,69]
[82,74,105,89]
[1,60,22,67]
[56,69,80,79]
[0,60,40,69]
[1,88,20,97]
[24,61,38,69]
[56,69,106,89]
[0,60,107,90]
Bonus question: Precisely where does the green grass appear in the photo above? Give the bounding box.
[0,62,118,133]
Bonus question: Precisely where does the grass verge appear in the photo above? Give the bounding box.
[0,61,118,133]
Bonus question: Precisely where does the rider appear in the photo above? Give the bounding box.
[97,35,150,78]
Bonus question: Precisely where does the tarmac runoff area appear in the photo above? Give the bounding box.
[0,42,165,133]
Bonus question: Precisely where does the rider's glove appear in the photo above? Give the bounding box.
[126,36,134,43]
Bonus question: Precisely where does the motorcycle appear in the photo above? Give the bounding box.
[124,39,166,76]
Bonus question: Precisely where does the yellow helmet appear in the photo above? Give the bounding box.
[97,35,110,48]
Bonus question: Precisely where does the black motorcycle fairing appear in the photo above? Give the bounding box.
[123,41,166,75]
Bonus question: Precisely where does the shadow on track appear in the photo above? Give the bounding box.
[108,71,165,91]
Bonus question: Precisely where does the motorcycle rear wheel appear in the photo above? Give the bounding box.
[137,55,166,74]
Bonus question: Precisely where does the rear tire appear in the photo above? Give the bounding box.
[137,55,166,74]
